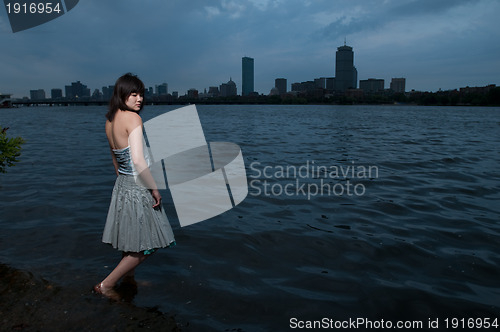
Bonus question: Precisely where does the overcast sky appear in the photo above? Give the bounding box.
[1,0,499,98]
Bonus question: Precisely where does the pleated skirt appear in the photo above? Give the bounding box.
[102,174,176,253]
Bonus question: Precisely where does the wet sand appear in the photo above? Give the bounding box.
[0,264,179,332]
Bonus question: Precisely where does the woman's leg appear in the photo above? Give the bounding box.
[99,252,148,292]
[122,252,136,278]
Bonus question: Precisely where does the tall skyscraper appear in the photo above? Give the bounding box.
[242,56,254,96]
[335,43,357,92]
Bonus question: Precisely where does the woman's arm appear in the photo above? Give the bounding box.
[127,114,162,208]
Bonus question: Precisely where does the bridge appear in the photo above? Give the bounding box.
[11,99,109,107]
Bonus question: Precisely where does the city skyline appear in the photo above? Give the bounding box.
[6,44,497,99]
[11,52,493,101]
[6,41,491,101]
[1,1,499,98]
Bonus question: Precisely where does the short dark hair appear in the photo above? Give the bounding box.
[106,73,145,121]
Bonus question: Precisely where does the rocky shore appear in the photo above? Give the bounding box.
[0,264,180,332]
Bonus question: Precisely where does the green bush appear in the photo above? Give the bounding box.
[0,127,25,173]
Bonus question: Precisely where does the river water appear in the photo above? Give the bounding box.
[1,104,499,331]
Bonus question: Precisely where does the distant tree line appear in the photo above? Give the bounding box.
[173,86,500,106]
[17,85,500,107]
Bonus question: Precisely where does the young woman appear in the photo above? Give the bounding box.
[94,73,175,298]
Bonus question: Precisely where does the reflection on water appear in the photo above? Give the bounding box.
[1,105,499,331]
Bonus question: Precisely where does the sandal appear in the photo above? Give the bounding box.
[92,282,121,301]
[93,282,104,294]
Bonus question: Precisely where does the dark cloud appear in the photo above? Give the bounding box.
[0,0,498,96]
[320,0,481,40]
[388,0,477,16]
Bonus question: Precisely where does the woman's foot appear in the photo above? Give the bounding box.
[93,282,120,301]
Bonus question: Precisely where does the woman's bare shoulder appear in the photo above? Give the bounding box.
[111,110,142,125]
[118,111,142,135]
[126,110,142,121]
[123,111,142,128]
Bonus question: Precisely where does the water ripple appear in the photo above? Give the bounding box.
[1,105,499,330]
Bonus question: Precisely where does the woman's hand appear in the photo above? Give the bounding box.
[151,189,162,209]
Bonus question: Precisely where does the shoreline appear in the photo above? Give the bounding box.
[0,263,179,331]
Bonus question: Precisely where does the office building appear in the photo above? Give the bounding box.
[65,81,90,99]
[220,78,237,97]
[291,81,314,92]
[208,86,220,97]
[30,89,45,100]
[390,78,406,93]
[335,44,357,92]
[242,57,254,96]
[326,77,335,92]
[360,79,385,93]
[51,88,63,99]
[102,85,114,100]
[291,81,324,98]
[92,89,102,99]
[275,78,287,95]
[157,83,168,95]
[187,88,198,99]
[314,77,327,89]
